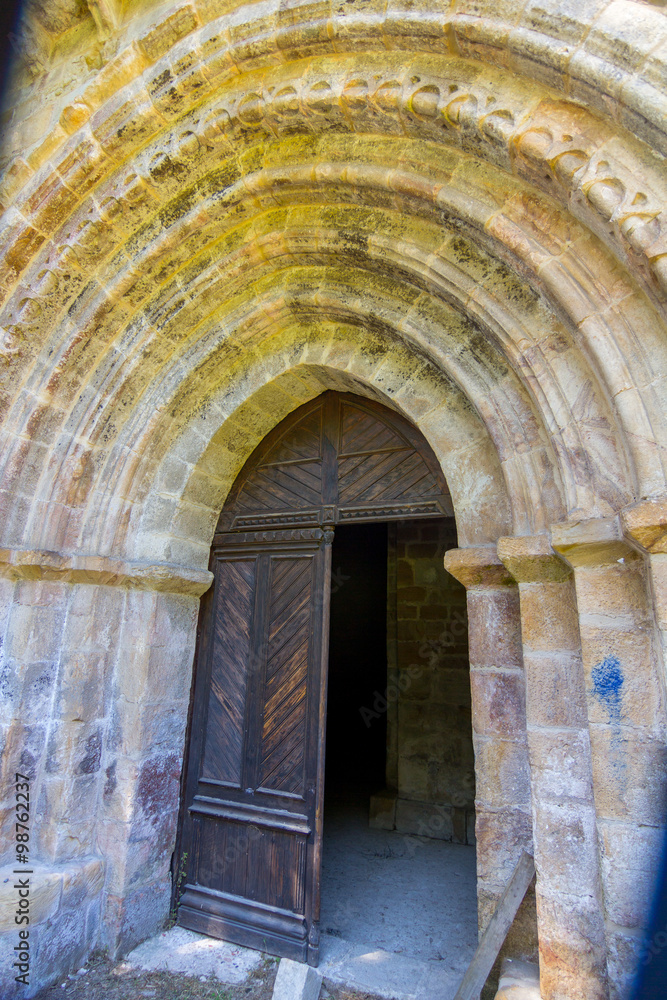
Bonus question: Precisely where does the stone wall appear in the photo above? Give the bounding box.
[383,520,475,844]
[0,578,200,997]
[1,0,667,997]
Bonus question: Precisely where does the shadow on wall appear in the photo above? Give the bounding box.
[0,0,23,103]
[634,839,667,999]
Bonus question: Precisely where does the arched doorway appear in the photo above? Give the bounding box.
[176,391,458,965]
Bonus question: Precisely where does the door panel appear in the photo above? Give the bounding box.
[259,556,312,795]
[178,529,331,965]
[201,558,255,786]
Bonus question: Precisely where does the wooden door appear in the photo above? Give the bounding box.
[178,527,332,964]
[177,391,453,965]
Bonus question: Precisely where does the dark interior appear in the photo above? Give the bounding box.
[324,522,388,793]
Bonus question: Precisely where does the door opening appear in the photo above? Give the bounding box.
[319,518,479,993]
[325,522,388,794]
[175,391,459,967]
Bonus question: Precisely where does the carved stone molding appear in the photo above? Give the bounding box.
[0,548,213,595]
[550,516,637,569]
[621,495,667,554]
[498,535,572,584]
[443,545,515,589]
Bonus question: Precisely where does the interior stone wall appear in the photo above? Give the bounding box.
[383,520,476,845]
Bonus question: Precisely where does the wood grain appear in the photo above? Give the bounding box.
[453,851,536,1000]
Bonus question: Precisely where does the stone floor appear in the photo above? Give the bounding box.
[317,790,478,999]
[127,791,479,1000]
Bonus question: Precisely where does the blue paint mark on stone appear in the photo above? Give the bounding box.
[591,655,624,723]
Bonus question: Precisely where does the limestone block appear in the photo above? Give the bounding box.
[573,558,650,625]
[598,819,664,928]
[586,0,667,73]
[15,660,60,725]
[101,877,172,956]
[621,494,667,553]
[395,798,454,841]
[531,799,601,898]
[473,736,532,811]
[397,756,429,800]
[521,651,588,729]
[37,773,101,861]
[604,925,644,1000]
[61,857,105,909]
[470,668,526,737]
[474,807,534,891]
[498,536,571,585]
[466,589,523,670]
[0,864,61,933]
[588,725,667,825]
[33,897,96,990]
[272,958,321,1000]
[495,956,541,1000]
[535,888,609,1000]
[516,580,580,652]
[112,697,189,757]
[526,728,594,803]
[57,652,108,723]
[5,601,66,663]
[580,629,663,729]
[648,554,667,633]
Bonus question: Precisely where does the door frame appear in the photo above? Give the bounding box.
[172,391,455,963]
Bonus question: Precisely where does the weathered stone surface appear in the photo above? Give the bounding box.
[1,1,666,997]
[495,956,541,1000]
[390,521,476,842]
[272,957,322,1000]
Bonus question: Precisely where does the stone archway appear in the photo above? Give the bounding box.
[1,2,667,999]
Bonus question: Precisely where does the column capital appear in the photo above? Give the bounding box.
[497,535,571,584]
[444,546,515,589]
[620,494,667,554]
[550,516,636,569]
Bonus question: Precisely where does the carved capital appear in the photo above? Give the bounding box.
[550,516,636,569]
[620,495,667,554]
[497,535,571,584]
[444,546,515,590]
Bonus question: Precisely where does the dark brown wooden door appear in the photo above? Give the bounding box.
[178,527,332,964]
[177,392,453,964]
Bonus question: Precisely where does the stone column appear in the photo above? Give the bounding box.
[443,547,537,964]
[498,536,609,1000]
[551,516,667,1000]
[621,495,667,681]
